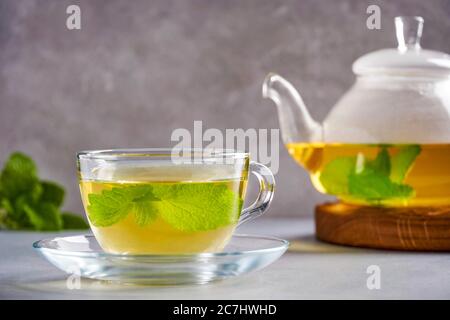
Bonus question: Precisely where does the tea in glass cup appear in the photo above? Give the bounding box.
[77,149,274,254]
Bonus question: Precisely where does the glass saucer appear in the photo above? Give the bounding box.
[33,234,289,285]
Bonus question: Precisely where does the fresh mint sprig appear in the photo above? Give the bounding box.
[0,152,88,231]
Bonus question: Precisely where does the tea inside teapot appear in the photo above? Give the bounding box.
[287,142,450,206]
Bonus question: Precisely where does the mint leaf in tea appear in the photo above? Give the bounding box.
[80,178,245,254]
[152,183,243,232]
[88,185,159,227]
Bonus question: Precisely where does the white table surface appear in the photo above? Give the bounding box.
[1,217,449,300]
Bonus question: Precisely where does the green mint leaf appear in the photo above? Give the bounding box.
[87,185,159,227]
[1,198,14,215]
[367,147,390,176]
[390,145,421,183]
[319,157,356,194]
[0,209,7,229]
[86,183,242,232]
[30,183,44,203]
[23,202,63,231]
[61,212,89,229]
[6,185,44,229]
[319,146,420,202]
[0,199,16,229]
[0,152,84,231]
[133,201,159,226]
[88,189,134,227]
[0,152,39,199]
[152,183,242,232]
[10,195,33,227]
[348,169,414,201]
[41,181,65,207]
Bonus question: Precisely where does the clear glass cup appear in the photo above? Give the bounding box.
[77,149,275,254]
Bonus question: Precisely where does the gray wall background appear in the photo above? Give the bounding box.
[1,0,449,218]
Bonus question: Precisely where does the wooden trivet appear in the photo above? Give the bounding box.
[315,202,450,251]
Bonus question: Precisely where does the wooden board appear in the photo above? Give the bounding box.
[315,202,450,251]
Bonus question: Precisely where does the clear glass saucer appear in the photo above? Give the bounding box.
[33,234,289,285]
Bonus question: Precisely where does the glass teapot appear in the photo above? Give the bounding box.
[263,16,450,207]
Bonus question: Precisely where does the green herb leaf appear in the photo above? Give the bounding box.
[152,183,242,232]
[0,152,87,231]
[319,157,356,194]
[390,145,421,183]
[41,181,65,207]
[12,195,33,227]
[348,170,414,201]
[319,145,420,202]
[1,198,14,215]
[23,202,63,231]
[368,147,390,176]
[61,212,89,229]
[0,198,16,229]
[87,185,159,227]
[86,183,242,232]
[0,152,39,199]
[133,201,159,227]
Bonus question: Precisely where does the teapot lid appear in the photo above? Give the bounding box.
[353,16,450,77]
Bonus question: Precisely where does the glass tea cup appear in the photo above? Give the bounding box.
[77,149,274,254]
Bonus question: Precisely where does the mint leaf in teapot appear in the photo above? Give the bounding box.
[319,157,356,195]
[348,169,414,201]
[368,146,391,176]
[319,145,421,203]
[390,145,421,183]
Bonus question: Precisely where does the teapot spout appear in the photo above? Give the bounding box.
[263,73,322,144]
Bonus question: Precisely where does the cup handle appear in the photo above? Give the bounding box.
[237,161,275,227]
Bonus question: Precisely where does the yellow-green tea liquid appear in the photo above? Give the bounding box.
[287,143,450,206]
